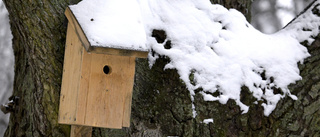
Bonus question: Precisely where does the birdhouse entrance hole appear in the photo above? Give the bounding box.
[103,65,111,75]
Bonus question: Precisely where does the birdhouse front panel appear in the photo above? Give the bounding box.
[81,50,136,128]
[58,23,136,129]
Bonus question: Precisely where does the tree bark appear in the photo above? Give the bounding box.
[3,0,320,137]
[3,0,81,136]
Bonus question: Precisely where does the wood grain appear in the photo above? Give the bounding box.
[58,23,83,125]
[90,46,148,58]
[65,7,91,51]
[83,53,136,128]
[60,8,138,129]
[59,25,136,128]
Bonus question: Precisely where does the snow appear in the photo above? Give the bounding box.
[70,0,147,51]
[70,0,320,116]
[203,118,214,124]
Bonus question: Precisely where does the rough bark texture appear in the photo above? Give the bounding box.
[3,0,320,137]
[3,0,81,136]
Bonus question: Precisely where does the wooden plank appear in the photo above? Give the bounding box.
[65,7,91,52]
[70,125,92,137]
[75,35,92,125]
[58,24,83,124]
[122,57,136,127]
[90,46,148,58]
[83,54,136,129]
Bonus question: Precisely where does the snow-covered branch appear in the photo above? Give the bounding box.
[281,0,320,45]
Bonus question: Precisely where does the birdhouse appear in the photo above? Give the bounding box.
[58,7,148,129]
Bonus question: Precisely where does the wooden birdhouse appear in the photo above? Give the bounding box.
[58,7,148,130]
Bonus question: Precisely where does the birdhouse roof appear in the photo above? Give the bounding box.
[65,5,148,58]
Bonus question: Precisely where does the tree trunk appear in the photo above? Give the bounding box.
[3,0,320,137]
[3,0,81,136]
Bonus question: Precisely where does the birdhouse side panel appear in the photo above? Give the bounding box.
[59,24,85,125]
[82,54,136,129]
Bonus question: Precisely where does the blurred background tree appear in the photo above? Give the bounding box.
[251,0,313,33]
[0,1,13,137]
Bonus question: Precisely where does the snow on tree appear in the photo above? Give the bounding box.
[70,0,320,117]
